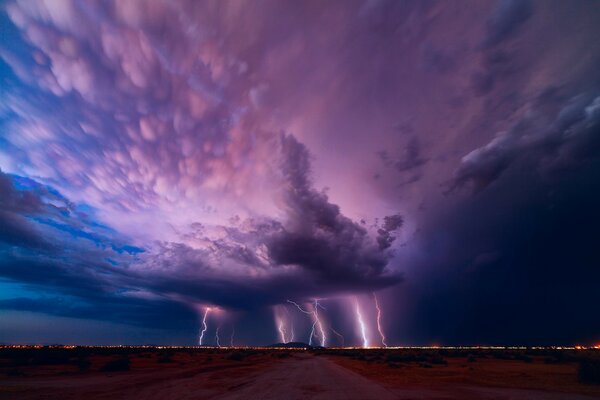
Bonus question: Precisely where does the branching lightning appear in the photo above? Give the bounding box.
[313,299,326,347]
[287,299,326,347]
[277,317,288,343]
[199,307,212,346]
[373,293,387,347]
[354,297,369,348]
[287,300,312,314]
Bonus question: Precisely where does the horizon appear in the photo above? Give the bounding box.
[3,345,600,351]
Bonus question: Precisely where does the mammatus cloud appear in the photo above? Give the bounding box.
[0,138,402,327]
[0,0,406,344]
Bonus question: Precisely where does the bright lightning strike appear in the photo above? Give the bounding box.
[199,307,211,346]
[308,320,317,346]
[287,299,316,345]
[373,293,387,347]
[277,317,288,343]
[287,299,326,347]
[354,297,368,348]
[313,299,326,347]
[215,326,221,347]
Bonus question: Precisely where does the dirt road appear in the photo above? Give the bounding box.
[218,353,397,400]
[215,354,599,400]
[3,353,600,399]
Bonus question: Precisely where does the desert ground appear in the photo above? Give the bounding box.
[1,347,600,399]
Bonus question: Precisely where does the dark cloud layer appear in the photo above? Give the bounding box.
[394,92,600,345]
[268,135,401,287]
[0,133,401,331]
[482,0,533,48]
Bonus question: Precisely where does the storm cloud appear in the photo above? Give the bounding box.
[1,0,600,345]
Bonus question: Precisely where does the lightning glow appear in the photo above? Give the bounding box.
[274,305,293,343]
[199,307,212,346]
[313,299,326,347]
[287,299,316,345]
[277,317,288,343]
[373,293,387,347]
[283,304,295,343]
[287,299,326,346]
[290,322,295,343]
[331,327,345,347]
[354,297,369,348]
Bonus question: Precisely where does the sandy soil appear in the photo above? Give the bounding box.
[2,350,600,399]
[328,354,600,399]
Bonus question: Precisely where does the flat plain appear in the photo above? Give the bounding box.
[1,347,599,399]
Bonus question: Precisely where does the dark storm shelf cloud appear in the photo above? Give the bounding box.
[269,135,402,286]
[450,94,600,193]
[0,133,402,328]
[137,135,403,307]
[395,92,600,345]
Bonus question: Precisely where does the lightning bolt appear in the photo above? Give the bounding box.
[313,299,326,347]
[230,325,235,347]
[331,327,345,347]
[215,325,221,347]
[373,293,387,347]
[354,297,369,348]
[287,299,326,347]
[277,317,288,343]
[287,299,316,344]
[283,304,295,343]
[290,322,295,343]
[308,321,317,346]
[199,307,211,346]
[287,300,312,314]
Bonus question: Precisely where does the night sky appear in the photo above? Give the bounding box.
[1,0,600,346]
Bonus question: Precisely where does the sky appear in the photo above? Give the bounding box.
[1,0,600,347]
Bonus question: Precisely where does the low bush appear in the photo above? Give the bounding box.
[100,357,130,372]
[578,359,600,384]
[5,368,25,377]
[76,357,92,371]
[226,352,245,361]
